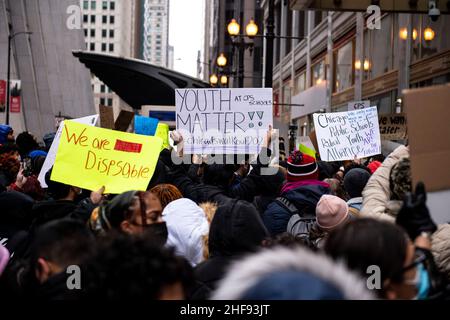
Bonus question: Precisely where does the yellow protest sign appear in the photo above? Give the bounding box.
[155,123,170,150]
[299,143,316,159]
[51,121,162,194]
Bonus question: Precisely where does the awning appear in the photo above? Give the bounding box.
[72,51,210,109]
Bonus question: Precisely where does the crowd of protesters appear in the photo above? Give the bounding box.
[0,122,449,300]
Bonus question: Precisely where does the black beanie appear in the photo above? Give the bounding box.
[343,168,371,199]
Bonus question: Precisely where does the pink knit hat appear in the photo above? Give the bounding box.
[316,195,349,231]
[0,245,10,276]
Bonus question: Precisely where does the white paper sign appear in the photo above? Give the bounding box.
[348,100,370,111]
[313,107,381,161]
[38,114,99,188]
[175,88,273,154]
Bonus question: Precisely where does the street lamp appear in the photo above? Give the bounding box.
[220,75,228,86]
[216,53,227,67]
[423,27,435,41]
[246,18,258,38]
[6,29,32,125]
[209,74,218,86]
[227,19,240,36]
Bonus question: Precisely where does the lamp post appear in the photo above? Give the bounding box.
[227,1,303,89]
[6,29,32,125]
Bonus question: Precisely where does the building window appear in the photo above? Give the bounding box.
[110,2,115,10]
[109,30,114,38]
[410,14,450,62]
[90,15,96,23]
[100,98,106,106]
[100,85,106,93]
[156,40,161,45]
[156,35,161,39]
[90,43,95,51]
[156,46,161,50]
[107,98,113,106]
[90,29,95,37]
[102,1,108,10]
[83,1,89,10]
[333,40,355,93]
[102,15,107,24]
[311,59,326,86]
[109,43,114,52]
[363,14,394,80]
[84,29,88,37]
[83,15,88,23]
[102,29,107,38]
[110,16,115,24]
[294,72,306,95]
[91,1,96,10]
[101,43,107,52]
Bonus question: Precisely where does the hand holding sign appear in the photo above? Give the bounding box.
[51,121,162,194]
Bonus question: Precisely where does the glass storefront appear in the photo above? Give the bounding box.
[333,40,354,92]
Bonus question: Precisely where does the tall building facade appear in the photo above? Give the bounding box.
[207,0,264,88]
[0,0,95,139]
[81,0,142,115]
[260,0,450,146]
[142,0,170,68]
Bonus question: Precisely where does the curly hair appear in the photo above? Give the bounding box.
[80,233,194,299]
[150,184,183,209]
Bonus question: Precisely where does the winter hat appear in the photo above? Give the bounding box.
[28,150,47,159]
[316,195,349,231]
[43,132,56,150]
[0,245,10,276]
[163,198,209,267]
[367,161,382,174]
[389,157,411,200]
[286,150,318,182]
[343,168,371,199]
[0,125,13,144]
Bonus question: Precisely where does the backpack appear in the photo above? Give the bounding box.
[275,197,316,241]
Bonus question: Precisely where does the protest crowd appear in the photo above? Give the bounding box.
[0,119,450,301]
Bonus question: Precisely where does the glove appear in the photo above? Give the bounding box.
[396,182,437,240]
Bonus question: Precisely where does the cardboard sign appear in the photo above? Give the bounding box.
[313,107,381,161]
[297,136,316,158]
[99,105,114,129]
[135,116,159,136]
[155,123,170,150]
[38,115,99,188]
[51,121,162,194]
[378,113,407,140]
[175,88,273,154]
[404,84,450,192]
[114,110,135,132]
[348,100,370,111]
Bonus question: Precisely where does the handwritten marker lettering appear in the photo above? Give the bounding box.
[114,140,143,153]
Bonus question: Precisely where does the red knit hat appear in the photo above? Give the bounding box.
[286,150,319,182]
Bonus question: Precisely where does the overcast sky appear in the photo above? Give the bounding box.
[169,0,204,78]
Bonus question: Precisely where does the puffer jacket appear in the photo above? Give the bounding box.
[212,246,375,300]
[262,182,330,236]
[360,145,450,283]
[360,145,409,221]
[432,224,450,281]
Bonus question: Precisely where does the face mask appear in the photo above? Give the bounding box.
[409,263,430,300]
[143,222,168,246]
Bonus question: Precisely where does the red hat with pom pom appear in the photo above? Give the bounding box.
[286,150,318,182]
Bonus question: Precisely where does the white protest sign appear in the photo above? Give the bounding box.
[175,88,273,154]
[348,100,370,111]
[313,107,381,161]
[38,115,99,188]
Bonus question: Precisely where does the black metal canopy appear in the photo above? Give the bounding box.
[72,51,210,109]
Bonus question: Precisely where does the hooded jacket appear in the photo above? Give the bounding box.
[262,182,330,236]
[212,246,375,300]
[31,200,77,228]
[194,200,269,294]
[163,198,209,267]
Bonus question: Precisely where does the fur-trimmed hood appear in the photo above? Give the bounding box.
[212,246,375,300]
